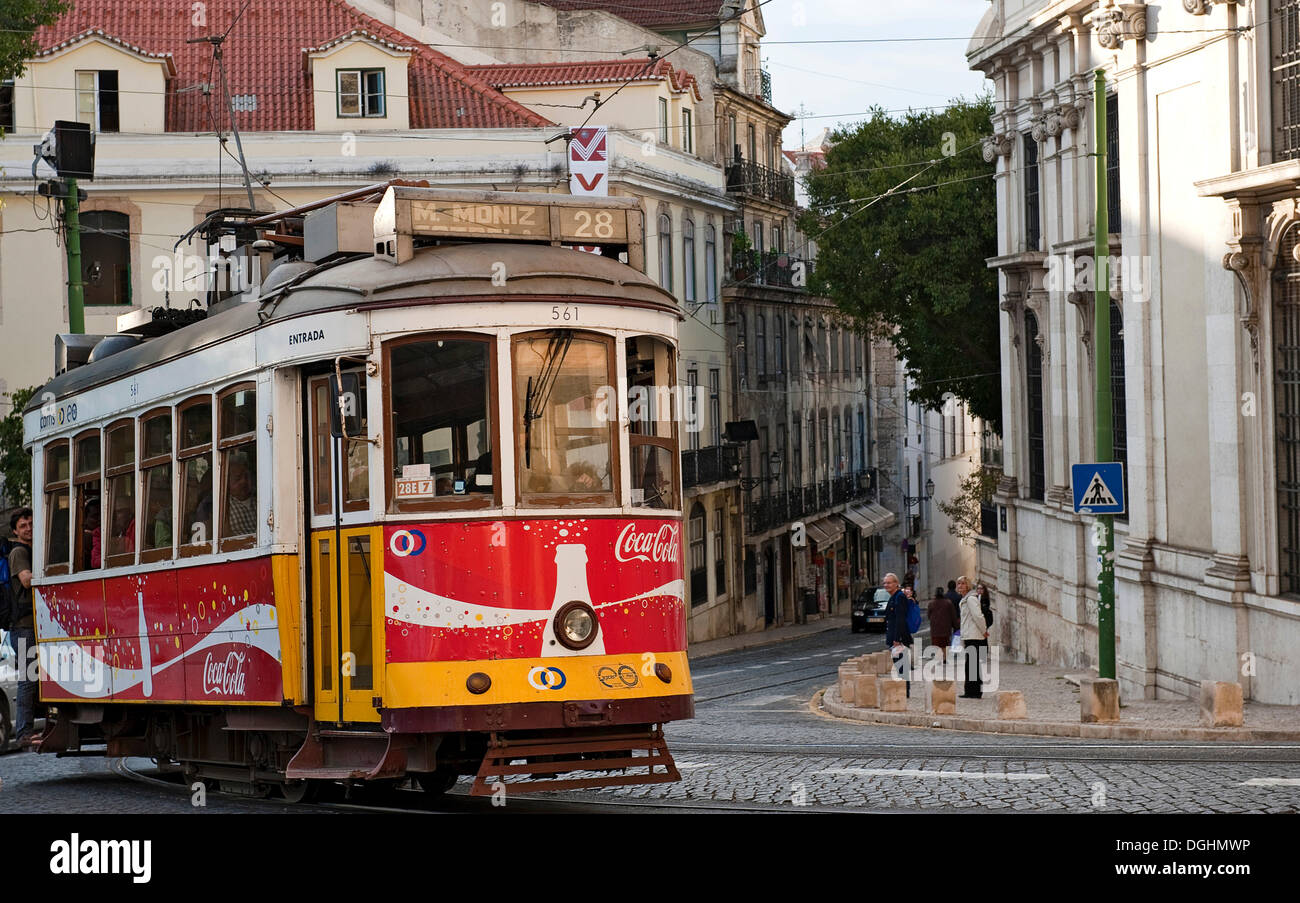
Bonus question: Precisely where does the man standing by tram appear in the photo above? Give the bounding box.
[8,508,38,749]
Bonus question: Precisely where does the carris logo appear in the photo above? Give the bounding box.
[527,666,566,690]
[614,523,680,564]
[202,651,247,696]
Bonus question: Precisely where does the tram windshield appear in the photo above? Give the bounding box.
[515,331,615,503]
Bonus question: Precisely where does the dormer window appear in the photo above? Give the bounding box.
[76,70,119,132]
[337,69,386,117]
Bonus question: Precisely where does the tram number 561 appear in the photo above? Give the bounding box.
[551,305,579,321]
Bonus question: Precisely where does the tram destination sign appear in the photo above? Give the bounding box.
[375,186,641,265]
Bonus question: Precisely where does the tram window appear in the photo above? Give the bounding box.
[44,441,71,573]
[218,384,257,548]
[388,337,495,510]
[140,410,173,561]
[104,420,136,566]
[73,430,102,572]
[626,336,680,509]
[514,331,615,505]
[310,380,332,515]
[340,371,369,509]
[178,397,213,555]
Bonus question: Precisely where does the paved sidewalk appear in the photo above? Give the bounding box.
[689,615,849,661]
[820,653,1300,741]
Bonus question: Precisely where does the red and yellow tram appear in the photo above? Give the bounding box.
[22,186,692,798]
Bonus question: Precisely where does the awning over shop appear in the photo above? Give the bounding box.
[807,515,845,548]
[841,503,898,536]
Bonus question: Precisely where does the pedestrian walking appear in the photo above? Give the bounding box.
[882,572,912,697]
[956,575,988,698]
[8,507,37,747]
[927,586,957,661]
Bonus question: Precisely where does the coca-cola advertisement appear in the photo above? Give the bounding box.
[34,557,283,703]
[384,517,686,663]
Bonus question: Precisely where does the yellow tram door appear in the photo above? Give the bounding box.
[307,374,382,725]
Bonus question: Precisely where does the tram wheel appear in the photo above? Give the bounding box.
[278,779,317,804]
[415,769,458,797]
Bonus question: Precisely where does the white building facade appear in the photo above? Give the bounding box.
[969,0,1300,704]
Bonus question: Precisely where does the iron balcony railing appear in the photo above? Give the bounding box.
[681,445,731,488]
[725,160,796,206]
[728,250,809,289]
[744,472,875,534]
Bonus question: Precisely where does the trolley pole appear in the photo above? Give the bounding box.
[1092,69,1116,680]
[64,176,86,335]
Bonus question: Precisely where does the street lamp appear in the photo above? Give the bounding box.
[739,450,782,491]
[902,477,935,508]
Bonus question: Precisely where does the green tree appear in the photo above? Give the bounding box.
[936,464,1002,545]
[0,0,68,87]
[802,98,1001,430]
[1,386,39,508]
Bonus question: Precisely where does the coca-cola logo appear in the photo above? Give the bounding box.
[202,651,248,697]
[614,523,680,564]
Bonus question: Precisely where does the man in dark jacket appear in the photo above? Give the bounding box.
[882,572,911,697]
[8,507,37,748]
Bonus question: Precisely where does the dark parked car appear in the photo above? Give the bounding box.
[851,587,891,633]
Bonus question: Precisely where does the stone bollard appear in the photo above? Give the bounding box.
[853,673,879,708]
[1080,678,1120,723]
[929,679,957,715]
[879,676,908,712]
[871,651,891,674]
[996,690,1028,720]
[1199,681,1244,727]
[838,670,857,705]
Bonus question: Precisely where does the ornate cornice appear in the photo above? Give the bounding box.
[1093,3,1149,50]
[1183,0,1242,14]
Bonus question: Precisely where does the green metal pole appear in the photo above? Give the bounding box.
[1093,70,1116,680]
[64,177,85,335]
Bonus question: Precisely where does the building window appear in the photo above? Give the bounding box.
[830,327,840,374]
[690,504,707,605]
[728,114,738,162]
[705,225,718,303]
[687,369,699,451]
[1023,134,1040,251]
[793,420,803,486]
[708,369,720,446]
[658,213,673,291]
[1107,93,1121,234]
[737,313,748,384]
[683,219,696,303]
[1110,300,1129,522]
[0,80,13,132]
[337,69,386,117]
[777,423,787,490]
[755,314,767,376]
[747,122,757,163]
[1274,0,1300,161]
[682,108,693,153]
[833,412,842,476]
[713,509,726,594]
[1025,310,1045,501]
[81,211,131,306]
[1275,224,1300,592]
[774,316,785,375]
[76,70,119,132]
[857,409,866,473]
[772,223,782,253]
[659,97,669,144]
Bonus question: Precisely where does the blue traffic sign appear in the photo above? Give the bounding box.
[1072,462,1125,515]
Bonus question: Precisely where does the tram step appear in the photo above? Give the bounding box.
[286,728,409,781]
[469,729,680,796]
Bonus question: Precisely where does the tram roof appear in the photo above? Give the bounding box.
[26,242,680,414]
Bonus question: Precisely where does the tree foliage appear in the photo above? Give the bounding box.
[802,98,1001,430]
[0,0,67,86]
[936,465,1002,546]
[1,386,39,508]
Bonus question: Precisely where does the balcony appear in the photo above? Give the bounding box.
[681,445,736,489]
[728,250,809,289]
[725,160,795,206]
[743,472,876,534]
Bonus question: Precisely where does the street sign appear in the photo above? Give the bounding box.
[1071,462,1125,515]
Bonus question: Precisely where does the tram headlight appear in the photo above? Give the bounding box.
[467,672,492,694]
[555,601,599,650]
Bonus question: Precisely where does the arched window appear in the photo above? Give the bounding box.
[658,213,673,291]
[683,219,696,303]
[690,503,707,606]
[705,225,718,304]
[1274,224,1300,593]
[82,210,131,306]
[1025,310,1045,501]
[755,314,767,376]
[1110,300,1128,522]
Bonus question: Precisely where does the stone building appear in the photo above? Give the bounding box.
[968,0,1300,704]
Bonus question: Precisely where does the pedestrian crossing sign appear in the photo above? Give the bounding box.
[1071,462,1125,515]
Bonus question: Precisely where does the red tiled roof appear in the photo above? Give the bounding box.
[31,0,553,131]
[467,58,703,101]
[533,1,726,29]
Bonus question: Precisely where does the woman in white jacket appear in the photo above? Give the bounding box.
[956,576,988,698]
